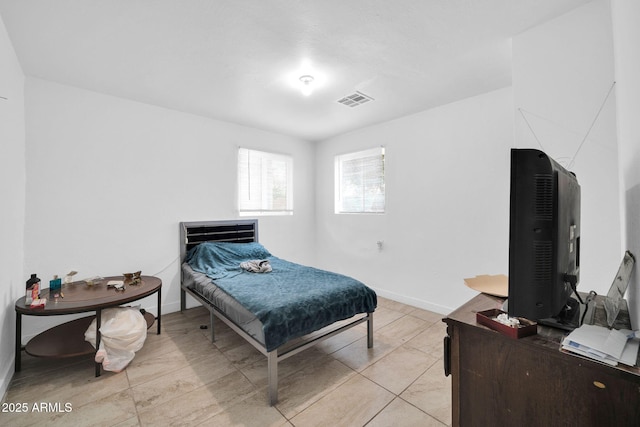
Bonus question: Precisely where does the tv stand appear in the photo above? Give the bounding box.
[444,293,640,427]
[538,296,581,330]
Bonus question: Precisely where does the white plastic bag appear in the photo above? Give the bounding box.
[84,306,147,372]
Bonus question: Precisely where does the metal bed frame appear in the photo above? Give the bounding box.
[179,219,374,405]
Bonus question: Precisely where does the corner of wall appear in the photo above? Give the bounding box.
[0,11,26,401]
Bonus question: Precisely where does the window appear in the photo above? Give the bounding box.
[335,147,385,214]
[238,148,293,215]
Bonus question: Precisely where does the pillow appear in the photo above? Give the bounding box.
[186,241,272,279]
[219,241,272,260]
[187,241,271,265]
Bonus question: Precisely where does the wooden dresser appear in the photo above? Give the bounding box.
[443,293,640,427]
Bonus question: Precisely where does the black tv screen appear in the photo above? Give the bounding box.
[508,149,581,327]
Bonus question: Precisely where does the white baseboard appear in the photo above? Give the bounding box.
[372,287,454,315]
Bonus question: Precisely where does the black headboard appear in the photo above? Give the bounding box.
[179,219,259,263]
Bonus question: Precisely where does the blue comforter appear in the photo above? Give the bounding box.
[186,242,377,351]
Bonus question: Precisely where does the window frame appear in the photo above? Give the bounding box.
[237,147,294,216]
[334,146,386,214]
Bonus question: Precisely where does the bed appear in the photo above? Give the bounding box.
[179,219,377,405]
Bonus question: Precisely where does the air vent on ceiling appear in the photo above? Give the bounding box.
[337,91,374,107]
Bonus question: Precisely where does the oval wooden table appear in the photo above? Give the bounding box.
[15,275,161,376]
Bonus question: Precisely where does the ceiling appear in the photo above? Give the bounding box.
[0,0,592,142]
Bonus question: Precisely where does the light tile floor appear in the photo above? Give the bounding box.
[2,297,451,426]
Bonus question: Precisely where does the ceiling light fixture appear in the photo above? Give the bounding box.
[299,75,314,96]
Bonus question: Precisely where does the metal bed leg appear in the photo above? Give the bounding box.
[210,310,216,342]
[367,312,374,349]
[267,351,278,406]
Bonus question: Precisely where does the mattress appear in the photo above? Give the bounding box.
[184,242,377,351]
[181,262,266,345]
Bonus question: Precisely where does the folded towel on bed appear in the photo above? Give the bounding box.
[240,259,272,273]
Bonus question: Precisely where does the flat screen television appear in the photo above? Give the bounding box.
[507,148,581,329]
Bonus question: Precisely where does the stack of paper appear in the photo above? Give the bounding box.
[561,324,639,367]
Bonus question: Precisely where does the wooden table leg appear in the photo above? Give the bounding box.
[157,287,161,335]
[95,309,102,377]
[15,311,22,372]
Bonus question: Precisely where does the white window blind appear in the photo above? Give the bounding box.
[238,148,293,215]
[335,147,385,214]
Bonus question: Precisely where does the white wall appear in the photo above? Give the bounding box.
[611,0,640,329]
[0,14,25,401]
[19,77,316,341]
[315,0,623,314]
[512,0,621,296]
[315,87,514,313]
